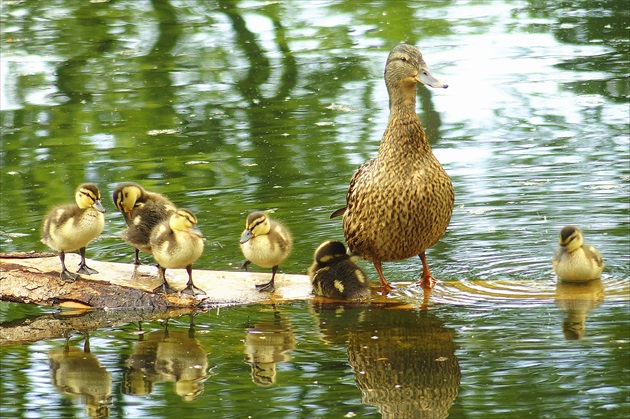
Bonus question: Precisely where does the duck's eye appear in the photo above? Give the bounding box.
[401,57,407,62]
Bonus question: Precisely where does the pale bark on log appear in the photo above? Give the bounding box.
[0,252,313,310]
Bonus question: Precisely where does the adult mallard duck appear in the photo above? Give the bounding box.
[308,241,371,301]
[112,182,176,265]
[150,209,205,296]
[41,183,106,280]
[331,43,452,292]
[239,211,293,293]
[552,226,604,282]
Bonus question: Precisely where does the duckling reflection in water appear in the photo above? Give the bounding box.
[243,309,295,386]
[553,226,604,282]
[240,211,293,293]
[41,183,106,281]
[48,332,112,418]
[331,43,452,293]
[308,241,371,301]
[112,182,177,266]
[555,278,604,340]
[123,317,208,401]
[150,209,206,296]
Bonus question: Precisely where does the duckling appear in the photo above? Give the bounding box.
[112,182,176,265]
[552,226,604,282]
[331,43,452,293]
[150,209,205,296]
[240,211,293,293]
[41,183,106,280]
[308,241,371,301]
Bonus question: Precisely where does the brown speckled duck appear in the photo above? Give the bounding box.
[331,43,453,292]
[553,226,604,282]
[41,183,106,281]
[112,182,176,265]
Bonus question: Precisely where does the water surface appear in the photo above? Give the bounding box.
[1,0,628,418]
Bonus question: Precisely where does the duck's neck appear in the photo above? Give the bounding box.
[378,82,431,160]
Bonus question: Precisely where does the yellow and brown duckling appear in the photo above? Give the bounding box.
[331,43,452,293]
[150,209,205,296]
[112,182,176,265]
[552,226,604,282]
[41,183,106,280]
[239,211,293,293]
[308,241,371,301]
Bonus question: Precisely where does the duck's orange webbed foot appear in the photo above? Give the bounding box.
[415,252,438,289]
[373,260,395,295]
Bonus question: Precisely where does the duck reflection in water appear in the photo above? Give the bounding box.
[311,303,461,418]
[122,316,208,401]
[555,278,604,340]
[243,308,295,386]
[48,332,112,419]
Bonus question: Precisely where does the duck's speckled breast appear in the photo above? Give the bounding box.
[343,116,454,262]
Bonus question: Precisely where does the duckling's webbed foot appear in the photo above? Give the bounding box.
[152,266,178,294]
[59,251,79,281]
[242,260,251,271]
[77,264,98,275]
[153,282,179,294]
[77,247,99,275]
[181,284,206,296]
[60,268,80,281]
[255,266,277,293]
[255,280,275,293]
[181,266,206,296]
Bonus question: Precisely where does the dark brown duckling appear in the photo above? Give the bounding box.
[112,182,176,265]
[308,241,371,301]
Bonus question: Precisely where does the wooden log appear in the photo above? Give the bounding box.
[0,252,313,310]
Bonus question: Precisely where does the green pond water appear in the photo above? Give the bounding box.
[1,0,629,418]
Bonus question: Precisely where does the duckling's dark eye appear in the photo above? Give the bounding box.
[401,57,407,62]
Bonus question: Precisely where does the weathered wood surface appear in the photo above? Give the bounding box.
[0,252,313,310]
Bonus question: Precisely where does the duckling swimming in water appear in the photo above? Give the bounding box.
[41,183,106,280]
[150,209,205,296]
[112,182,176,265]
[308,241,371,301]
[331,43,452,293]
[553,226,604,282]
[240,212,292,293]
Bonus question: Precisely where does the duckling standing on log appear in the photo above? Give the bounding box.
[150,209,205,296]
[553,226,604,282]
[240,212,292,293]
[41,183,106,280]
[308,241,371,301]
[112,182,176,265]
[331,43,453,293]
